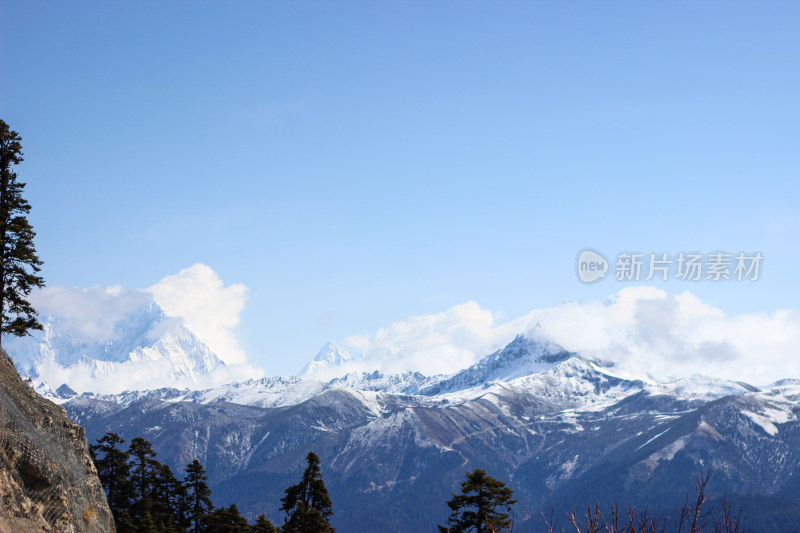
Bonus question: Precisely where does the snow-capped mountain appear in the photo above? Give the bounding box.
[33,381,79,403]
[299,341,353,376]
[415,334,575,395]
[24,331,799,531]
[6,302,225,391]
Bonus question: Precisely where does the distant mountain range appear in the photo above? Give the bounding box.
[20,333,798,532]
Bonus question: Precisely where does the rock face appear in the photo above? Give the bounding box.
[0,348,114,532]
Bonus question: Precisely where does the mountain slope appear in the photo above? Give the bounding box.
[62,334,800,532]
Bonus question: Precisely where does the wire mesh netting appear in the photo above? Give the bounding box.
[0,373,93,532]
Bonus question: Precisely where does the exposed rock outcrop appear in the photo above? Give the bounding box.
[0,347,114,532]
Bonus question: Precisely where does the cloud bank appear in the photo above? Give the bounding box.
[16,264,257,393]
[148,263,249,365]
[30,285,153,344]
[336,287,800,385]
[32,356,264,396]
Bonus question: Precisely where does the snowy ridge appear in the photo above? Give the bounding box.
[328,370,436,395]
[60,333,800,533]
[58,334,787,414]
[415,334,574,396]
[300,341,353,377]
[79,376,327,409]
[645,374,759,400]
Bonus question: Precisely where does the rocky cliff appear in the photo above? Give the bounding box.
[0,348,114,533]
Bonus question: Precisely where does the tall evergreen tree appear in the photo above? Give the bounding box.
[280,451,335,533]
[164,463,192,532]
[251,513,280,533]
[0,119,45,347]
[185,459,213,533]
[203,503,250,533]
[115,511,138,533]
[90,432,133,527]
[438,469,516,533]
[138,512,159,533]
[128,437,162,526]
[153,463,187,532]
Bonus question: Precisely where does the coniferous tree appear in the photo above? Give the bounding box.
[164,463,192,532]
[139,512,159,533]
[185,459,214,533]
[153,463,187,532]
[251,513,280,533]
[0,119,45,347]
[128,437,162,526]
[203,503,250,533]
[280,451,335,533]
[90,432,134,528]
[438,469,516,533]
[116,511,138,533]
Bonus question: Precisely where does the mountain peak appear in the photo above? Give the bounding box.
[314,341,352,363]
[418,333,576,395]
[6,301,225,393]
[300,342,353,376]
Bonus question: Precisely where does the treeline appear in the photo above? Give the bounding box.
[92,432,749,533]
[439,470,750,533]
[90,433,334,533]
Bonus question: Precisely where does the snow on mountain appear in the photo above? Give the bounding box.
[66,332,771,416]
[5,302,225,393]
[328,370,436,395]
[645,374,759,400]
[77,375,326,409]
[30,380,78,403]
[300,341,353,376]
[63,330,800,532]
[60,328,800,529]
[415,334,574,396]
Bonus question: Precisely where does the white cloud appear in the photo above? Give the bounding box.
[25,264,249,366]
[32,357,264,395]
[8,264,254,393]
[327,301,535,379]
[528,287,800,384]
[29,285,153,344]
[148,263,248,364]
[337,288,800,385]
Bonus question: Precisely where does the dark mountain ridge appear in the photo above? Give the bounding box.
[55,336,800,531]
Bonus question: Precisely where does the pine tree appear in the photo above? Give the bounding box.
[185,459,213,533]
[153,463,187,532]
[139,512,159,533]
[438,469,516,533]
[0,119,45,347]
[127,437,162,526]
[251,513,280,533]
[115,511,138,533]
[165,463,192,532]
[203,503,250,533]
[90,432,134,528]
[280,451,335,533]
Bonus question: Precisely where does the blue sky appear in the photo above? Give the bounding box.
[2,2,799,376]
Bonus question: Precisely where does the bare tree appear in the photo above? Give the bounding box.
[546,471,747,533]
